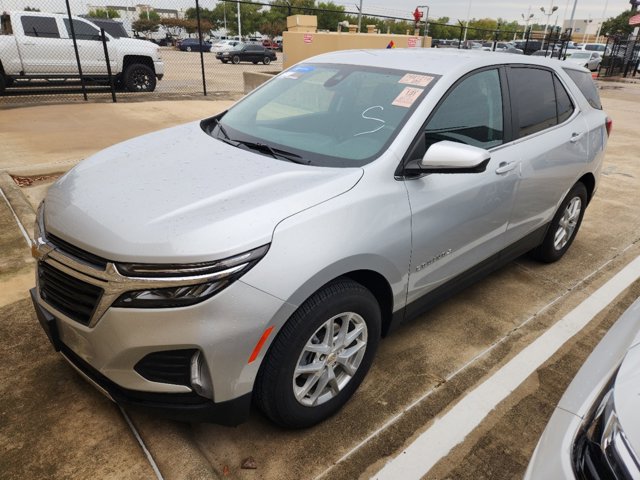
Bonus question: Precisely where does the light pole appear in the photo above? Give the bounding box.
[521,10,534,39]
[357,0,363,33]
[540,2,559,49]
[595,0,610,43]
[237,1,241,39]
[417,5,430,37]
[463,0,472,42]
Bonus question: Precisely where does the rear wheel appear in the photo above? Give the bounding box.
[252,60,258,64]
[531,182,587,263]
[232,55,240,64]
[263,56,271,65]
[255,278,381,428]
[186,46,192,52]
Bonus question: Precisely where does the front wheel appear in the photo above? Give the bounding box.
[531,182,587,263]
[232,55,240,64]
[263,56,271,65]
[254,279,381,428]
[123,63,156,92]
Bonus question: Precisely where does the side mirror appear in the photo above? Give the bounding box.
[404,140,491,175]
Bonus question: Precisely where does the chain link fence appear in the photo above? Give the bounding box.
[0,1,416,105]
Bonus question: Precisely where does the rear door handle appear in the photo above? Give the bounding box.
[570,132,585,143]
[495,161,518,174]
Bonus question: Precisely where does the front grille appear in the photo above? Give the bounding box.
[47,232,108,270]
[38,262,104,325]
[134,349,198,387]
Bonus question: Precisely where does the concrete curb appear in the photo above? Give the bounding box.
[6,159,79,177]
[0,171,36,239]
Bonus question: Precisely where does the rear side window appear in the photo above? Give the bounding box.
[563,68,602,109]
[554,77,575,123]
[510,68,557,137]
[21,16,60,38]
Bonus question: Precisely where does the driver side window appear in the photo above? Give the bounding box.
[424,69,504,151]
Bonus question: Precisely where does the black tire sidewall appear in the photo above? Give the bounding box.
[534,182,588,263]
[124,64,156,92]
[257,280,381,428]
[263,56,271,65]
[232,55,240,64]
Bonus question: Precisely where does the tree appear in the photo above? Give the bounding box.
[23,6,40,11]
[88,8,121,19]
[132,19,159,37]
[316,2,346,31]
[601,9,636,37]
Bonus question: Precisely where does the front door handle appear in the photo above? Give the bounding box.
[495,161,518,174]
[570,132,585,143]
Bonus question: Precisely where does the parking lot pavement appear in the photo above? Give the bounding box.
[1,83,639,480]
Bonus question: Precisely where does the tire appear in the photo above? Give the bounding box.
[531,182,587,263]
[255,278,381,428]
[0,74,6,95]
[186,46,192,52]
[252,61,258,64]
[123,63,156,92]
[221,60,228,64]
[232,55,240,64]
[263,56,271,65]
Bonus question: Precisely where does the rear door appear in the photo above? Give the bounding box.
[503,66,589,246]
[16,15,69,74]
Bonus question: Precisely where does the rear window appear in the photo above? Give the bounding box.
[510,67,558,137]
[21,15,60,38]
[563,68,602,109]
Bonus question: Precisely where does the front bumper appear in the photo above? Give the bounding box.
[31,287,252,424]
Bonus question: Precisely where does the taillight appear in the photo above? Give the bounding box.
[605,117,613,137]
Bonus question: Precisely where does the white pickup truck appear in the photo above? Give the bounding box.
[0,11,164,93]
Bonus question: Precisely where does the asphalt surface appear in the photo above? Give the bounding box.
[1,82,639,480]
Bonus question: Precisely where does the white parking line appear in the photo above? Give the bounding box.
[372,254,640,479]
[119,406,164,480]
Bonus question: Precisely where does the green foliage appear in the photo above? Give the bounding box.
[601,9,635,36]
[88,8,120,19]
[23,6,40,11]
[132,18,159,36]
[316,2,346,31]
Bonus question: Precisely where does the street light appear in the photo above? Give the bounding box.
[521,11,534,39]
[540,1,559,49]
[463,0,472,42]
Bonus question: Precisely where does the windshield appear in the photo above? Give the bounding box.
[209,63,439,167]
[584,44,604,51]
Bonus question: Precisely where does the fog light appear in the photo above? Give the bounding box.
[190,351,213,399]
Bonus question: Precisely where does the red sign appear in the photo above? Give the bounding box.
[413,8,423,23]
[303,33,313,44]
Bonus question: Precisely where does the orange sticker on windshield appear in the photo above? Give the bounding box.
[392,87,423,108]
[399,73,433,87]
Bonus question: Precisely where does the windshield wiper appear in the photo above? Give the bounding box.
[211,117,234,143]
[234,140,310,165]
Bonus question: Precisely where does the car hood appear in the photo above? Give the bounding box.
[44,122,363,263]
[613,338,640,460]
[113,37,159,54]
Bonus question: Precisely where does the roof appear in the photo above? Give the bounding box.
[304,48,576,78]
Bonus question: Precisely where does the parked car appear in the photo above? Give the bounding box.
[179,38,212,52]
[481,41,510,51]
[216,43,276,64]
[262,39,279,50]
[0,11,164,93]
[211,39,241,53]
[581,42,611,55]
[514,39,543,55]
[31,49,610,428]
[566,51,602,71]
[566,51,602,72]
[525,297,640,479]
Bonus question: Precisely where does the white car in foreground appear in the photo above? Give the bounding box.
[526,298,640,478]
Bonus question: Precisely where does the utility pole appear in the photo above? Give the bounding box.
[357,0,363,33]
[463,0,473,41]
[237,1,241,39]
[594,0,609,43]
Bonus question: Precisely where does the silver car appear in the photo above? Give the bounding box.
[567,51,602,71]
[525,298,640,478]
[31,49,610,428]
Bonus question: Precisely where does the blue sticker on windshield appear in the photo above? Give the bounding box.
[291,65,315,73]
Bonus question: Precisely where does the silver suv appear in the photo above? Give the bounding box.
[31,49,610,428]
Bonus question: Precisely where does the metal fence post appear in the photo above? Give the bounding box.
[195,0,207,96]
[64,0,87,101]
[101,29,117,103]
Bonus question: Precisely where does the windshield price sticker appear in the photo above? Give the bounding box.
[392,87,424,108]
[281,71,302,80]
[399,74,434,87]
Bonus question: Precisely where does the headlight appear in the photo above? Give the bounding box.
[573,374,640,479]
[112,244,269,308]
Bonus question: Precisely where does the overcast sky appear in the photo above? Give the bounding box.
[0,0,633,25]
